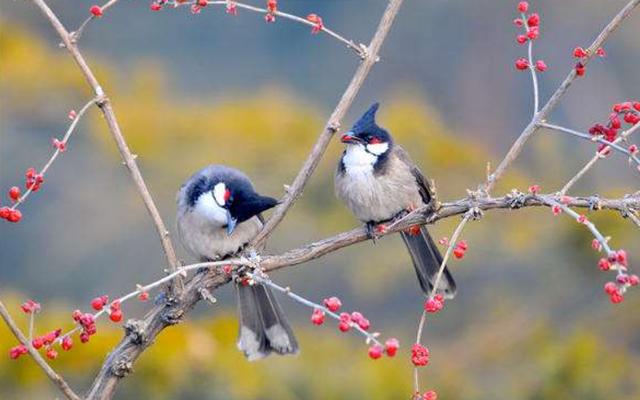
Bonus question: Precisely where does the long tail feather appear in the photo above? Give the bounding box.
[400,226,457,298]
[235,283,298,361]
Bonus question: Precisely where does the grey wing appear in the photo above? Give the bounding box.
[394,145,434,205]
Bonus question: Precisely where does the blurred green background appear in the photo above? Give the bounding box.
[1,1,639,399]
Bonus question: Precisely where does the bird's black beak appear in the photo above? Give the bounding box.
[341,132,363,144]
[226,209,237,236]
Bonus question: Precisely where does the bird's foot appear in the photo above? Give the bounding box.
[366,221,388,243]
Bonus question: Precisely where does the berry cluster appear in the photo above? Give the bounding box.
[513,2,546,73]
[411,343,430,366]
[588,101,640,153]
[308,296,399,360]
[1,167,46,224]
[265,0,277,23]
[599,250,638,304]
[424,294,445,313]
[452,240,468,259]
[572,46,606,77]
[306,14,324,34]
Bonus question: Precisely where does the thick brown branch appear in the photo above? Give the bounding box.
[259,193,640,272]
[484,0,640,193]
[0,300,82,400]
[30,0,182,284]
[251,0,405,247]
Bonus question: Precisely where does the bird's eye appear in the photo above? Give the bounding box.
[368,136,382,144]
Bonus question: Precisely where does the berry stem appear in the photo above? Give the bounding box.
[522,12,540,115]
[10,97,98,211]
[248,272,383,346]
[539,122,640,167]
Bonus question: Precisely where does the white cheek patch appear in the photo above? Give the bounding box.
[366,142,389,155]
[194,191,228,226]
[213,182,227,207]
[343,144,377,175]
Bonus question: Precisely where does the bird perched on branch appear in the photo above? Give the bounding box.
[176,165,298,361]
[335,103,457,298]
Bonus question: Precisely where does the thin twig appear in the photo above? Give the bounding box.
[540,122,640,166]
[31,0,182,288]
[484,0,640,193]
[0,300,82,400]
[251,0,405,248]
[521,12,540,115]
[10,98,97,211]
[559,121,640,195]
[413,212,471,394]
[249,272,382,346]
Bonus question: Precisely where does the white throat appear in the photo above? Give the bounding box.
[342,143,388,175]
[194,191,227,227]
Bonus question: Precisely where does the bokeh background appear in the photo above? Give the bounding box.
[1,1,639,399]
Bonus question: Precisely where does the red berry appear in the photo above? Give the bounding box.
[424,297,444,313]
[513,18,524,27]
[515,58,529,70]
[138,292,149,301]
[306,13,324,34]
[629,144,638,155]
[368,344,383,360]
[109,309,123,323]
[32,337,44,349]
[43,329,61,345]
[91,297,105,311]
[45,348,58,360]
[407,225,421,236]
[323,296,342,312]
[456,240,468,251]
[52,138,66,152]
[616,274,630,285]
[357,318,371,331]
[610,291,624,304]
[150,3,162,11]
[9,345,28,359]
[528,184,541,194]
[423,390,438,400]
[8,186,21,201]
[616,250,628,267]
[535,60,547,72]
[0,207,9,219]
[7,209,22,223]
[80,332,90,343]
[575,62,586,76]
[110,299,121,310]
[411,343,430,366]
[89,5,103,17]
[264,13,275,23]
[628,274,639,286]
[310,309,325,325]
[596,47,606,57]
[453,247,465,259]
[573,47,588,58]
[267,0,277,13]
[527,26,539,40]
[516,35,528,45]
[610,116,622,129]
[338,321,350,332]
[72,309,82,321]
[633,102,640,112]
[527,13,540,27]
[20,299,40,314]
[197,0,207,6]
[604,282,618,295]
[598,258,611,271]
[61,336,73,351]
[624,112,639,125]
[68,110,77,120]
[577,215,587,224]
[552,205,561,216]
[384,338,399,357]
[517,1,529,13]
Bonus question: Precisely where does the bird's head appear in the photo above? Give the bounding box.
[187,176,277,236]
[340,103,392,157]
